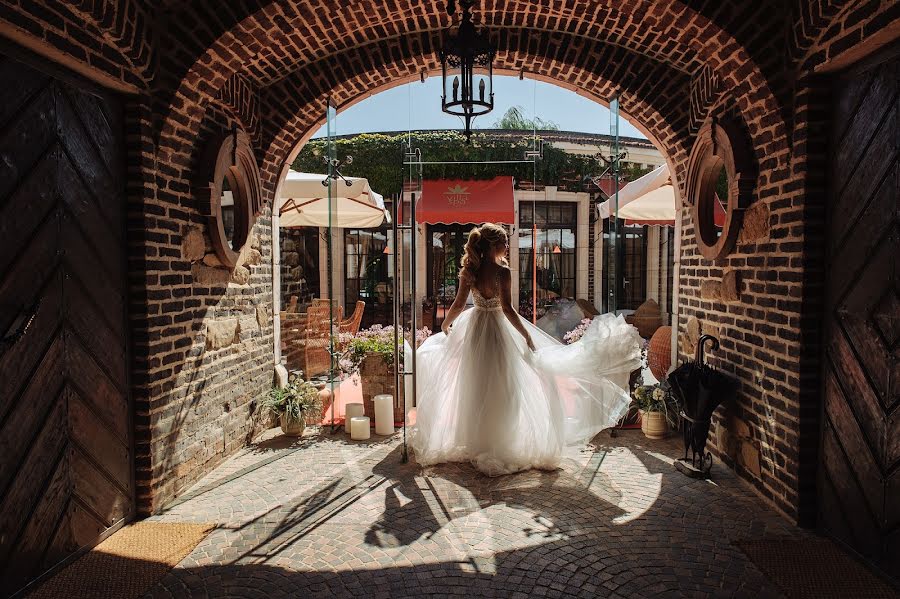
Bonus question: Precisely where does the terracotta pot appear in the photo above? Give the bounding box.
[306,385,333,425]
[640,409,669,439]
[280,413,306,436]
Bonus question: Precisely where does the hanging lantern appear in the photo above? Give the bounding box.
[441,0,495,142]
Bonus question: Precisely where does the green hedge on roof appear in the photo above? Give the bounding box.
[290,131,607,198]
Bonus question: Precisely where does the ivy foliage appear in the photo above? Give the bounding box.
[291,131,602,198]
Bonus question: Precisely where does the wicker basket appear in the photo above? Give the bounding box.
[647,326,672,381]
[360,353,406,424]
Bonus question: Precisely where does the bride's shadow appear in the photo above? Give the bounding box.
[365,445,628,549]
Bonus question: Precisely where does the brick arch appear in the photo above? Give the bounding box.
[256,29,693,198]
[1,0,155,89]
[792,0,899,71]
[215,74,261,142]
[60,0,155,80]
[155,0,784,172]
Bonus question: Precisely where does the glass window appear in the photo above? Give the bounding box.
[518,201,577,321]
[345,223,390,328]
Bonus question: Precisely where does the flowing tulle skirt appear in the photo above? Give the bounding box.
[409,308,642,476]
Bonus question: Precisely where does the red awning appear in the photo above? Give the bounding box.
[417,177,515,225]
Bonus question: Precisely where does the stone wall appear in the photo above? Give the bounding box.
[280,227,318,310]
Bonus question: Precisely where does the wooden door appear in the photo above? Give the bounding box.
[0,50,132,594]
[819,46,898,576]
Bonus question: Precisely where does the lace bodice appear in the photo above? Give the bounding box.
[472,289,502,311]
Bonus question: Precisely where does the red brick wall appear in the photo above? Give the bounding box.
[1,0,895,519]
[676,0,897,522]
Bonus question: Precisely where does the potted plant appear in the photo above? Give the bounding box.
[262,374,322,436]
[337,325,431,423]
[633,383,679,439]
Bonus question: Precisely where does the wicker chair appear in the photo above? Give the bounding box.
[282,304,344,377]
[339,301,365,336]
[301,304,333,378]
[311,298,339,311]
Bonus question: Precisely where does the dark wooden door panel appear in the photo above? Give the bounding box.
[0,51,131,595]
[819,46,899,577]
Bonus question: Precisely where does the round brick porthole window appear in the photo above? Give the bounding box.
[685,116,756,261]
[199,129,263,269]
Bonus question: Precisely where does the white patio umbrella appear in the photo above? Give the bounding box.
[278,170,389,228]
[597,164,673,223]
[597,164,723,226]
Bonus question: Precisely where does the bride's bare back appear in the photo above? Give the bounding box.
[472,261,503,299]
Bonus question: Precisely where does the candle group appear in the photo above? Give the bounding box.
[350,416,370,440]
[345,402,364,435]
[374,394,395,435]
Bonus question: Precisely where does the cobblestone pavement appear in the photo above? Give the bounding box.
[144,426,802,598]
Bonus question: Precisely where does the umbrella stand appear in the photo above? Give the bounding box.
[669,334,737,479]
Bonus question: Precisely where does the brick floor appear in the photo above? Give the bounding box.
[144,426,801,598]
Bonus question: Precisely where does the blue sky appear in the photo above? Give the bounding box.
[312,75,646,139]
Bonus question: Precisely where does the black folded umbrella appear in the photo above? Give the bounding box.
[667,334,738,476]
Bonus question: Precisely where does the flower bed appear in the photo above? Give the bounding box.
[338,325,431,424]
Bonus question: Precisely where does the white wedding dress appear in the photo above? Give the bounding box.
[410,289,642,476]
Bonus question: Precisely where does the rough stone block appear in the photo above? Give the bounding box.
[700,279,722,300]
[192,262,230,285]
[739,201,769,243]
[733,417,751,439]
[739,440,761,477]
[721,270,741,302]
[274,364,289,388]
[256,304,270,328]
[202,252,223,267]
[231,265,251,285]
[206,318,239,350]
[238,315,259,340]
[182,226,205,262]
[682,316,701,355]
[243,248,263,266]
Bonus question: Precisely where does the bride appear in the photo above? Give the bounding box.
[410,223,643,476]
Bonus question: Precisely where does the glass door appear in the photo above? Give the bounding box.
[605,96,621,314]
[427,224,467,330]
[324,97,339,428]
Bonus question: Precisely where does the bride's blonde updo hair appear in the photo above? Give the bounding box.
[460,223,508,283]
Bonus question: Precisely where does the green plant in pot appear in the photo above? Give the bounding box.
[262,374,322,437]
[633,383,679,440]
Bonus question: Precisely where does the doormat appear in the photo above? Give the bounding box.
[736,538,899,599]
[28,521,215,599]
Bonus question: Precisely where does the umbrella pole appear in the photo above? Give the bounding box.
[532,223,537,324]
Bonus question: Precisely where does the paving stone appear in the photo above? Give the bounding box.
[143,428,801,598]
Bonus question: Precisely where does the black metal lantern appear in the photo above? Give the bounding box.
[441,0,495,142]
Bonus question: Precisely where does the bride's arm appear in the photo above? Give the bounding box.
[441,273,472,334]
[499,268,535,351]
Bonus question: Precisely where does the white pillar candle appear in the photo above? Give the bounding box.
[345,402,364,434]
[374,394,394,436]
[350,416,370,440]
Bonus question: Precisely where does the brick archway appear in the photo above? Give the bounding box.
[154,0,786,187]
[255,30,693,195]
